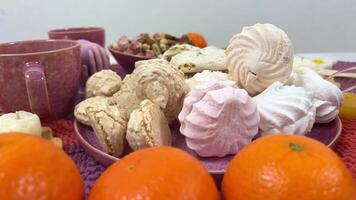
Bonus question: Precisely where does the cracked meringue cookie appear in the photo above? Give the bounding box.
[179,80,260,157]
[161,44,199,61]
[126,99,171,151]
[288,67,343,123]
[87,105,128,157]
[134,58,170,69]
[108,75,141,118]
[186,70,229,92]
[169,46,226,73]
[132,59,187,123]
[253,82,316,135]
[85,70,122,98]
[226,23,293,96]
[74,96,110,126]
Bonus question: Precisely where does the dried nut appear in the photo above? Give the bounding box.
[160,38,168,44]
[112,43,119,50]
[166,39,179,45]
[160,43,168,52]
[142,43,151,51]
[153,32,166,40]
[163,33,178,41]
[151,43,162,55]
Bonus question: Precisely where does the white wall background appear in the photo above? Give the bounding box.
[0,0,355,53]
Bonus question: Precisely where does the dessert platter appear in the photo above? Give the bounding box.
[75,116,342,168]
[72,24,345,176]
[1,22,356,199]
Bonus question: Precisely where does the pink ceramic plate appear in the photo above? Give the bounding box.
[74,64,343,184]
[74,118,342,176]
[74,60,354,186]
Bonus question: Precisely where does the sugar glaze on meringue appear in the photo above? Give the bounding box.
[179,80,260,157]
[253,81,316,135]
[288,67,343,123]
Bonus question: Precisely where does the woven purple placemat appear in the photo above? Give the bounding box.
[334,61,356,93]
[46,61,356,198]
[44,119,105,197]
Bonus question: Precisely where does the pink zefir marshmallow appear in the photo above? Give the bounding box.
[178,80,260,157]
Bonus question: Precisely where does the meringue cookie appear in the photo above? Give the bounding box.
[179,80,260,157]
[132,59,187,123]
[226,23,293,96]
[288,67,343,123]
[253,82,316,135]
[87,105,128,157]
[109,75,141,118]
[85,70,122,98]
[74,96,110,126]
[134,58,170,69]
[170,46,226,73]
[127,99,171,151]
[161,44,199,61]
[185,70,229,91]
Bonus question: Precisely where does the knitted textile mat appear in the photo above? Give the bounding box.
[334,118,356,177]
[44,119,105,196]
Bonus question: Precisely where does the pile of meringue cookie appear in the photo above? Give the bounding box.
[180,23,343,158]
[75,23,343,159]
[75,59,187,157]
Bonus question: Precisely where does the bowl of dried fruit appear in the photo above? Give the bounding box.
[108,32,206,72]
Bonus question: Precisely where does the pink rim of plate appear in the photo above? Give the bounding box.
[74,117,342,175]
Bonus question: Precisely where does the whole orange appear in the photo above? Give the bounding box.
[222,134,356,200]
[0,133,84,200]
[89,146,220,200]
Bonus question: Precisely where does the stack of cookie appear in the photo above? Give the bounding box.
[75,23,344,160]
[74,60,187,157]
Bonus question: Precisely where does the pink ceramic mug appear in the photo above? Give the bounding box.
[0,40,81,120]
[48,27,105,47]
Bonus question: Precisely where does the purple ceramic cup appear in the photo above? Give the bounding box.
[0,40,81,121]
[48,27,105,47]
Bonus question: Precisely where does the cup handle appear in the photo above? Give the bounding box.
[23,62,51,117]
